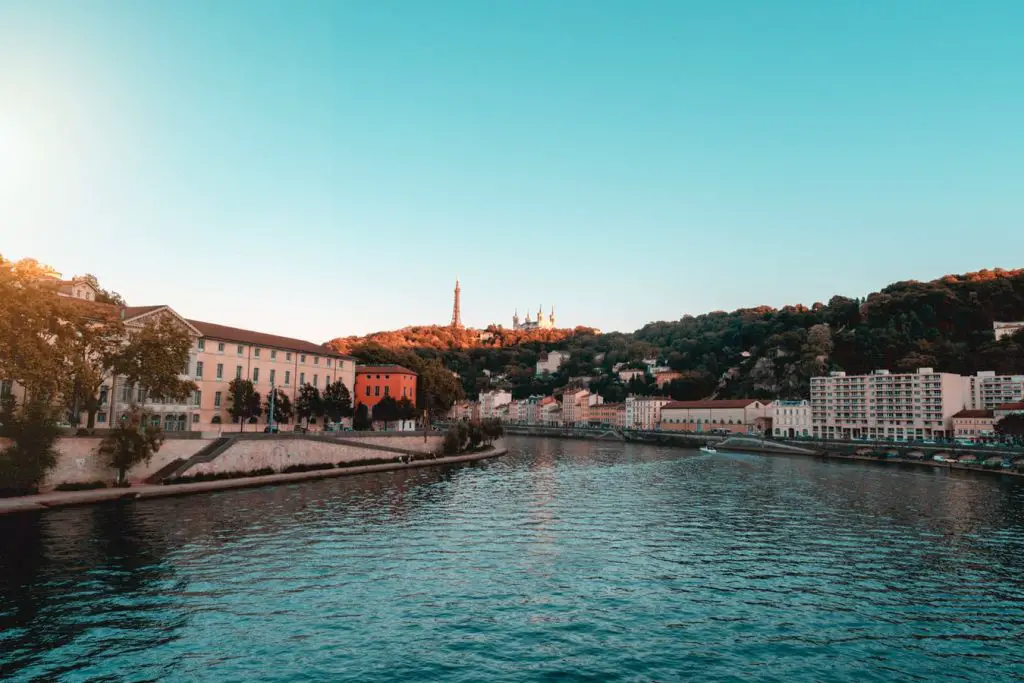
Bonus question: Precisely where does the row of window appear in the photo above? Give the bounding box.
[194,362,334,388]
[196,340,343,368]
[363,385,412,398]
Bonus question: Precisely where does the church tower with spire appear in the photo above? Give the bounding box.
[450,278,463,328]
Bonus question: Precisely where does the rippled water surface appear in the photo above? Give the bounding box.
[3,438,1024,681]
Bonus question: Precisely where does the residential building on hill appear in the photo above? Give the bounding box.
[660,400,773,435]
[536,350,569,376]
[355,365,418,410]
[618,369,645,383]
[772,400,812,438]
[654,370,682,388]
[993,321,1024,341]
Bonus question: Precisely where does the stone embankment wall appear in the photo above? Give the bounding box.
[1,433,444,490]
[183,434,444,477]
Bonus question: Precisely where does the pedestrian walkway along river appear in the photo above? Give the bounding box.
[2,437,1023,681]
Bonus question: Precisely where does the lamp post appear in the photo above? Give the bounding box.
[268,381,276,433]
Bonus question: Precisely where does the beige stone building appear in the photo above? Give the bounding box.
[587,403,625,427]
[624,396,670,430]
[660,399,773,434]
[951,410,996,440]
[561,389,590,425]
[771,400,812,438]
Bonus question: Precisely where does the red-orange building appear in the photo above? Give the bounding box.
[355,365,418,409]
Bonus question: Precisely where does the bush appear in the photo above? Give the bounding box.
[75,428,94,437]
[163,467,276,485]
[0,400,61,494]
[55,481,108,491]
[442,429,461,455]
[282,462,335,474]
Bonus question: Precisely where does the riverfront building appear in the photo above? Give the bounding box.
[354,366,418,410]
[588,403,625,428]
[480,390,512,419]
[624,396,670,430]
[771,400,812,438]
[966,371,1024,410]
[952,410,997,440]
[810,368,968,441]
[660,400,773,434]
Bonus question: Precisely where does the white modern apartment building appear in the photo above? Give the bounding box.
[810,368,968,441]
[771,400,812,438]
[479,390,512,419]
[965,371,1024,410]
[624,396,670,430]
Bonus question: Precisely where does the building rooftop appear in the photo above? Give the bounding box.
[663,399,761,410]
[953,409,995,418]
[996,402,1024,411]
[355,364,417,376]
[187,318,355,359]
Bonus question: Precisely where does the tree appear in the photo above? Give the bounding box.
[264,388,293,425]
[467,421,484,449]
[81,273,126,306]
[353,403,372,431]
[372,395,400,430]
[396,396,419,425]
[416,360,465,418]
[321,381,353,425]
[996,414,1024,440]
[98,408,164,485]
[0,399,61,495]
[112,316,197,403]
[296,384,322,427]
[227,379,261,429]
[481,418,504,445]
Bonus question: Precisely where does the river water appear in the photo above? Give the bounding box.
[2,437,1024,681]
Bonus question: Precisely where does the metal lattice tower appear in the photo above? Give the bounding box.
[450,278,463,328]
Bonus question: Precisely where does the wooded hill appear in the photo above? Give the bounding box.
[329,269,1024,403]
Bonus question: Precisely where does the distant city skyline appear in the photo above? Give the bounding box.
[2,1,1022,341]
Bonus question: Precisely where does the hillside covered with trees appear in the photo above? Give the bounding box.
[334,269,1024,403]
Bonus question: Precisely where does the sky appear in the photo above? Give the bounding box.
[1,1,1022,342]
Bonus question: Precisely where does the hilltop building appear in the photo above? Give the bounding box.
[993,321,1024,341]
[536,350,569,376]
[513,305,556,331]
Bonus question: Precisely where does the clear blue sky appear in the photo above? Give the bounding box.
[2,1,1022,342]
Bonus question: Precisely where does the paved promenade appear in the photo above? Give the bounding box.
[0,448,508,516]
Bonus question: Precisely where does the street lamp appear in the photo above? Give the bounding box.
[268,381,276,433]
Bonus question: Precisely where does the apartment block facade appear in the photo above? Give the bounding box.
[966,371,1024,410]
[624,396,670,430]
[354,365,418,410]
[810,368,967,441]
[771,400,812,438]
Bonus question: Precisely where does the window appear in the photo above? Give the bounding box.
[374,386,380,397]
[97,412,107,424]
[271,350,277,360]
[326,375,331,385]
[300,372,305,385]
[254,348,261,358]
[214,391,222,407]
[286,352,292,361]
[198,339,205,351]
[384,386,389,396]
[193,390,202,406]
[327,359,332,368]
[253,368,260,383]
[270,369,276,385]
[284,370,291,386]
[196,361,204,379]
[216,363,223,380]
[366,386,371,396]
[313,375,318,388]
[218,342,225,352]
[121,385,132,402]
[237,345,244,356]
[192,414,200,424]
[300,354,306,363]
[0,379,11,399]
[236,366,243,380]
[314,356,320,366]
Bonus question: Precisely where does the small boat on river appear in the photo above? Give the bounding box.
[699,446,718,455]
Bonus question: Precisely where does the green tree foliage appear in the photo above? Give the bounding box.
[353,404,372,431]
[0,399,61,495]
[228,379,261,427]
[396,396,419,423]
[264,388,293,424]
[295,384,322,426]
[481,418,504,444]
[372,395,400,430]
[996,414,1024,439]
[321,381,353,424]
[98,408,164,485]
[112,316,197,403]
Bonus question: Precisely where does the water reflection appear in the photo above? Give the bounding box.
[0,438,1023,681]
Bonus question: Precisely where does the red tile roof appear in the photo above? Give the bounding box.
[997,402,1024,411]
[663,399,760,410]
[187,319,355,359]
[122,305,167,320]
[953,409,994,418]
[356,364,417,376]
